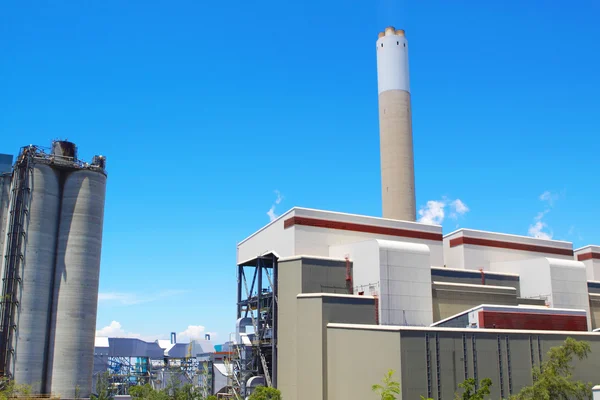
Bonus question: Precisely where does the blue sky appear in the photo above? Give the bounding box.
[1,0,599,341]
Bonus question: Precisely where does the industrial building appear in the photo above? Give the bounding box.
[0,141,107,398]
[92,333,216,395]
[221,27,600,400]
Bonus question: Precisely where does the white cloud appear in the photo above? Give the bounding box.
[178,325,216,341]
[450,199,469,216]
[98,293,145,305]
[418,200,446,225]
[418,198,469,225]
[98,290,187,306]
[96,321,216,343]
[528,220,552,240]
[266,190,284,222]
[539,190,560,206]
[96,321,142,339]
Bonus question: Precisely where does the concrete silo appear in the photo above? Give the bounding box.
[11,164,62,393]
[48,166,107,398]
[0,143,107,397]
[376,27,416,221]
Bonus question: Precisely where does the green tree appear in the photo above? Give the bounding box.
[91,371,114,400]
[0,377,32,400]
[456,378,493,400]
[419,378,492,400]
[512,337,592,400]
[130,383,169,400]
[372,369,401,400]
[247,386,282,400]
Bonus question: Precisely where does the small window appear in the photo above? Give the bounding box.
[381,43,383,47]
[404,43,406,47]
[397,41,399,45]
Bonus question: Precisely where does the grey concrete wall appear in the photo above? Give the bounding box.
[296,297,323,400]
[277,257,351,400]
[296,295,377,400]
[326,326,600,400]
[301,258,349,294]
[277,258,302,400]
[431,268,520,295]
[327,327,401,400]
[433,285,518,322]
[590,297,600,329]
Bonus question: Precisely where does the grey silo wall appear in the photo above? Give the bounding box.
[47,169,106,398]
[0,174,12,282]
[12,164,61,393]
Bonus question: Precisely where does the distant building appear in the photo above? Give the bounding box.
[92,333,217,396]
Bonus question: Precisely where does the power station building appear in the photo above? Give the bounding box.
[226,27,600,400]
[0,141,107,398]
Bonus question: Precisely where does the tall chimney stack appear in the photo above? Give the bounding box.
[376,27,416,221]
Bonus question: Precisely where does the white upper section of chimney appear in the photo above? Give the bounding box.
[376,28,410,94]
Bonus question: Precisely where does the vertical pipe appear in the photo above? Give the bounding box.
[272,255,278,388]
[345,257,353,294]
[257,259,262,342]
[374,295,380,325]
[237,265,242,319]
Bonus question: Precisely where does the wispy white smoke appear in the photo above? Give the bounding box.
[267,190,283,222]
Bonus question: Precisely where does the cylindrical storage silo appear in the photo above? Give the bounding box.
[47,169,106,398]
[11,164,61,393]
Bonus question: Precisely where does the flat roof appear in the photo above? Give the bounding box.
[297,293,375,300]
[444,227,572,246]
[237,206,442,246]
[431,304,587,327]
[328,323,600,336]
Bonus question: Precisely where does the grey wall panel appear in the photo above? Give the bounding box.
[48,170,106,398]
[276,259,302,400]
[507,335,532,397]
[433,288,517,323]
[327,328,401,400]
[590,298,600,330]
[437,334,464,399]
[400,332,429,400]
[296,298,323,400]
[474,333,502,400]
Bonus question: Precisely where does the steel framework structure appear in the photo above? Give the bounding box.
[229,253,278,399]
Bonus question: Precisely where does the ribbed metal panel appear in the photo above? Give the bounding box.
[48,170,106,398]
[12,164,61,392]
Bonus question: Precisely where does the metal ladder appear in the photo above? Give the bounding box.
[0,149,33,377]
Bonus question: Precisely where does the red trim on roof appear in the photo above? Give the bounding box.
[578,252,600,261]
[449,236,573,256]
[283,216,443,241]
